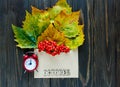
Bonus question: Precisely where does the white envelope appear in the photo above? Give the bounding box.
[34,49,78,78]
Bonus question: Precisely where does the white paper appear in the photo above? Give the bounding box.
[34,49,78,78]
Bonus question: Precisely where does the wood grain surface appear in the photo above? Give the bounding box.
[0,0,119,87]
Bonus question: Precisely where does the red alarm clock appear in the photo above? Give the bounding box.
[23,52,38,72]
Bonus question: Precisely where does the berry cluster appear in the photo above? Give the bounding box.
[38,40,70,56]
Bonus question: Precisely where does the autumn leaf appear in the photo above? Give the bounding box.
[12,25,37,48]
[23,9,50,40]
[55,0,71,13]
[32,6,50,35]
[54,10,80,38]
[38,24,67,45]
[31,6,42,15]
[65,25,85,49]
[22,11,39,43]
[48,0,71,20]
[31,6,49,19]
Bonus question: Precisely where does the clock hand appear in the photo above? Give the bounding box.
[29,59,32,65]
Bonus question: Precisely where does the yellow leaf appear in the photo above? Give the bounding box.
[54,10,68,28]
[48,0,71,20]
[31,6,49,18]
[56,0,71,12]
[54,10,81,38]
[38,24,67,45]
[54,10,80,27]
[65,24,85,49]
[31,6,42,15]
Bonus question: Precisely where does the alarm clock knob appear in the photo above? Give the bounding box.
[23,54,29,59]
[32,54,38,59]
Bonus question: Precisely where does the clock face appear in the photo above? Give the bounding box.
[24,58,37,71]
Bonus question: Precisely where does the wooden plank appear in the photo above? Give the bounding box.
[115,22,120,87]
[51,79,79,87]
[86,0,116,87]
[0,0,29,86]
[0,14,8,86]
[115,0,120,86]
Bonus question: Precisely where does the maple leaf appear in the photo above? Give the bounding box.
[23,9,50,41]
[22,11,39,43]
[48,0,71,20]
[38,24,67,45]
[65,25,85,49]
[55,0,71,13]
[12,25,37,48]
[31,6,49,19]
[31,6,50,35]
[54,10,80,38]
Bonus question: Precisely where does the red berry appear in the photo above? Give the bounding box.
[38,40,70,56]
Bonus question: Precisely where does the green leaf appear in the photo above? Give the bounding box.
[61,22,79,38]
[56,0,71,13]
[22,11,39,42]
[54,10,80,38]
[65,25,85,49]
[22,10,50,43]
[48,0,71,20]
[37,18,50,35]
[31,6,49,18]
[12,25,37,48]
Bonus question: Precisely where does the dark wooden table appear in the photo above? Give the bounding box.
[0,0,120,87]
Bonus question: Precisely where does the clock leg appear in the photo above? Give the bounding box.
[36,69,38,72]
[24,70,27,74]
